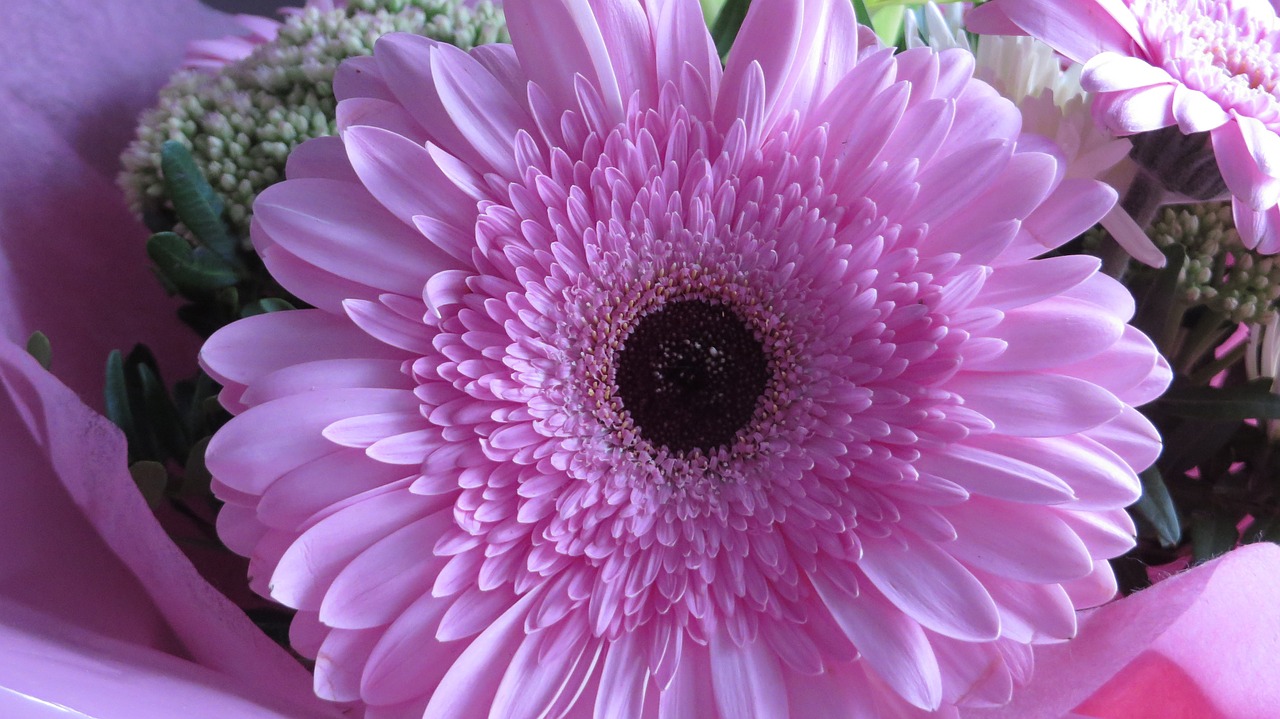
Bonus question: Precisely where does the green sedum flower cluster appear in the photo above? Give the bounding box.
[120,0,507,239]
[1147,203,1280,324]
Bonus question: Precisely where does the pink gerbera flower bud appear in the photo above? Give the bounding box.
[970,0,1280,254]
[201,0,1171,715]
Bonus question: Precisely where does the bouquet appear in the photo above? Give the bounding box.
[2,0,1278,716]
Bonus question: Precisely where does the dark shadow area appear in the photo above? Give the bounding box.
[201,0,300,13]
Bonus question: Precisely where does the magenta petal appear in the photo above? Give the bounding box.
[1212,118,1280,211]
[810,574,943,711]
[1082,53,1173,92]
[961,544,1280,719]
[0,342,334,712]
[0,0,227,404]
[0,599,334,719]
[1092,84,1178,135]
[946,372,1123,437]
[969,0,1142,64]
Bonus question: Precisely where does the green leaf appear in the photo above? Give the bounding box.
[159,140,236,262]
[136,362,189,463]
[869,4,905,47]
[1133,244,1186,348]
[1157,419,1240,478]
[1245,516,1280,545]
[181,436,214,499]
[147,232,239,298]
[852,0,873,27]
[129,461,168,509]
[25,331,51,370]
[104,350,140,464]
[1191,511,1239,564]
[1159,379,1280,421]
[239,297,297,318]
[1133,467,1181,548]
[710,0,749,58]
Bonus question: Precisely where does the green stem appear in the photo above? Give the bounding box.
[1187,341,1247,386]
[1177,309,1231,376]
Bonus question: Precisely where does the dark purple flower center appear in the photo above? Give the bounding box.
[615,300,769,454]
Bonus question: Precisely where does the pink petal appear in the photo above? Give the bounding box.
[343,124,480,260]
[967,0,1142,65]
[945,372,1123,437]
[1233,200,1280,254]
[254,178,463,300]
[0,599,337,718]
[421,594,537,719]
[201,309,405,404]
[1081,52,1174,92]
[858,533,1002,642]
[810,574,943,711]
[1212,117,1280,211]
[963,544,1280,719]
[977,255,1101,310]
[429,42,535,178]
[708,626,790,719]
[942,497,1095,583]
[977,297,1125,372]
[0,341,332,711]
[1098,203,1168,267]
[207,388,419,495]
[1092,84,1178,135]
[505,0,626,124]
[650,0,722,98]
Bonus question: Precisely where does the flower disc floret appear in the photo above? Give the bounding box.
[202,1,1171,716]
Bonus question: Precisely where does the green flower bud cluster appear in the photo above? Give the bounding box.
[1148,202,1280,323]
[120,0,507,239]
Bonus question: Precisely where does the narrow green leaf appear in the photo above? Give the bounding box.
[710,0,750,58]
[181,436,214,499]
[1159,379,1280,421]
[1191,511,1239,564]
[239,297,297,318]
[160,141,236,262]
[853,0,873,27]
[129,461,168,509]
[25,331,51,370]
[1133,467,1181,548]
[1133,244,1186,345]
[136,362,189,463]
[104,350,139,464]
[147,232,239,298]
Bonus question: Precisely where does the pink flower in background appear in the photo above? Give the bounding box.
[184,14,284,71]
[968,0,1280,254]
[203,0,1170,714]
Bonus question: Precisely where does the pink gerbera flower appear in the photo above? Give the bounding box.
[201,0,1170,716]
[969,0,1280,254]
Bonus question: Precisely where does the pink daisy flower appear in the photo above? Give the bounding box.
[201,0,1170,716]
[969,0,1280,254]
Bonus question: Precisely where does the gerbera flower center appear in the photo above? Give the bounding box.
[1144,0,1280,119]
[615,299,769,453]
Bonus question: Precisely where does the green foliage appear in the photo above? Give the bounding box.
[25,331,51,370]
[1133,468,1182,549]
